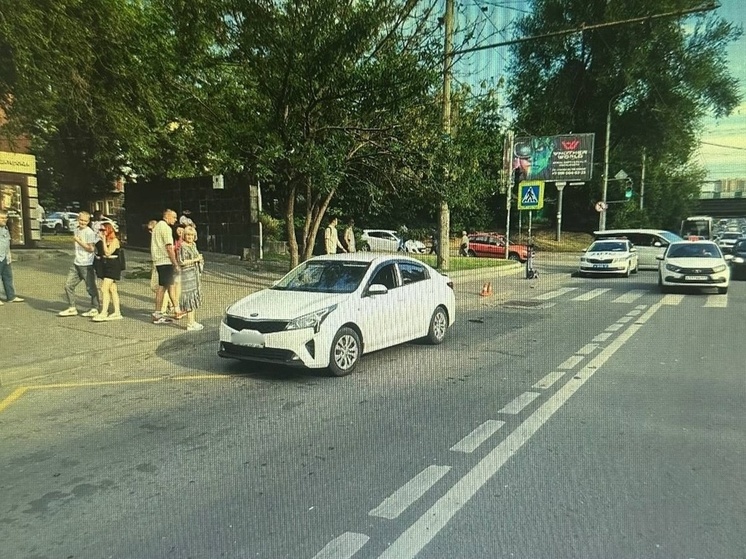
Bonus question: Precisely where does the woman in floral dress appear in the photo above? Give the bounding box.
[177,226,204,331]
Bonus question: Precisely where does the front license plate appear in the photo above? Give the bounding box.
[231,329,265,348]
[592,264,608,268]
[685,275,707,281]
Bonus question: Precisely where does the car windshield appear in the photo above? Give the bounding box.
[272,260,371,293]
[660,230,684,243]
[590,241,627,252]
[47,212,64,219]
[722,232,740,239]
[668,243,721,258]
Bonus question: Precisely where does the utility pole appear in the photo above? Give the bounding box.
[437,0,454,271]
[599,96,613,231]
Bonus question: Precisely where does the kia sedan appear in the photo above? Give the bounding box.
[218,253,455,376]
[359,229,426,253]
[657,241,731,294]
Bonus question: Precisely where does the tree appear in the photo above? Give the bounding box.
[506,0,742,231]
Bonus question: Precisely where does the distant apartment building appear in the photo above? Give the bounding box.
[700,179,745,198]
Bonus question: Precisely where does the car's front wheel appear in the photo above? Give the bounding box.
[508,252,521,261]
[717,286,728,294]
[328,327,361,377]
[426,306,449,345]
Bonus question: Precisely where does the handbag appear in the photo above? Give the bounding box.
[118,247,126,271]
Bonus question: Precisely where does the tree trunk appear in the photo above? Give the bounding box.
[285,184,299,269]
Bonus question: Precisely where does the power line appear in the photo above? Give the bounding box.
[701,141,746,151]
[452,2,719,55]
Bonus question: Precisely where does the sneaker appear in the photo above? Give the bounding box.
[91,313,109,322]
[152,316,172,324]
[186,322,204,332]
[58,307,78,317]
[9,297,24,303]
[173,310,188,320]
[81,309,99,317]
[0,300,3,305]
[105,313,123,321]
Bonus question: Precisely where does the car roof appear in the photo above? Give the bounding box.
[308,252,429,266]
[362,229,397,234]
[594,228,669,235]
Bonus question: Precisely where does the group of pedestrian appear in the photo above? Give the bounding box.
[0,205,204,332]
[149,209,204,331]
[325,217,355,254]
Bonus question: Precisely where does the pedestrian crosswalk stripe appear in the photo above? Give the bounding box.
[661,294,685,305]
[703,294,728,308]
[612,289,646,304]
[533,287,578,300]
[572,288,609,301]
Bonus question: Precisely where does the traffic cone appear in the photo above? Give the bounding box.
[480,282,492,297]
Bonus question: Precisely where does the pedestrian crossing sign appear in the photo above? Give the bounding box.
[517,181,545,210]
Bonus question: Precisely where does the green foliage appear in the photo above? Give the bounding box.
[507,0,742,231]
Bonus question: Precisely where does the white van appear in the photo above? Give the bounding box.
[593,229,684,270]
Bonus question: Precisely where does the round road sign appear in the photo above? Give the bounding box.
[595,201,608,212]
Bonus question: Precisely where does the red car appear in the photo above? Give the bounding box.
[467,232,529,262]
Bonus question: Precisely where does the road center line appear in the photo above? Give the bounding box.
[311,532,369,559]
[498,392,541,415]
[557,355,584,369]
[533,371,565,390]
[369,465,451,520]
[376,301,664,559]
[605,323,624,332]
[450,420,505,454]
[592,332,612,342]
[617,315,633,323]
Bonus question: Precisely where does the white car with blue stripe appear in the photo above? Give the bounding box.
[579,239,639,277]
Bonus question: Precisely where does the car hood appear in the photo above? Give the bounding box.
[666,257,724,268]
[585,251,629,258]
[227,289,352,319]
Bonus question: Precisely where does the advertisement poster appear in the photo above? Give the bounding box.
[514,133,595,183]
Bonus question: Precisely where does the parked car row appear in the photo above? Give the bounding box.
[41,212,119,233]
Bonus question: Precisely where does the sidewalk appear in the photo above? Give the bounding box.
[2,248,526,387]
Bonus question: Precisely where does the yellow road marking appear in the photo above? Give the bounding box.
[0,375,227,414]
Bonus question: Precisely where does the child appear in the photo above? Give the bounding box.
[177,226,204,331]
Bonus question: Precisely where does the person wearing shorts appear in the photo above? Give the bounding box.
[150,209,183,324]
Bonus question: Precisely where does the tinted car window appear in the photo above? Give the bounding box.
[370,263,398,290]
[398,262,429,285]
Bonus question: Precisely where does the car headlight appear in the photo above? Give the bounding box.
[665,263,682,273]
[579,256,588,262]
[286,305,337,333]
[713,264,727,273]
[734,257,745,264]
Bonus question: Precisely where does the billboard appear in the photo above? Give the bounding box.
[513,134,595,182]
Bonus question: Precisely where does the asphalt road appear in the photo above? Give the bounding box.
[2,255,745,559]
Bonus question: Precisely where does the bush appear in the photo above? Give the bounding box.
[260,214,283,240]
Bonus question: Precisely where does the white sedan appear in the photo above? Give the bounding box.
[579,239,639,277]
[359,229,426,253]
[657,241,731,294]
[218,253,455,376]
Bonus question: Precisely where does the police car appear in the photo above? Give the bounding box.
[579,239,639,277]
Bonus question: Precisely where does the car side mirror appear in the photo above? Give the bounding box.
[653,241,662,247]
[655,255,664,261]
[724,254,734,261]
[367,284,388,296]
[630,247,637,252]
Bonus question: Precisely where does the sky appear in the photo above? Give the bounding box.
[695,0,746,181]
[449,0,746,182]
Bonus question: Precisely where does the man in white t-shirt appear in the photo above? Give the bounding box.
[151,209,182,324]
[58,211,100,317]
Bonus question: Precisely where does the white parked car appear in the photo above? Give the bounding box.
[579,239,639,277]
[42,211,78,232]
[657,241,731,294]
[218,253,455,376]
[359,229,426,253]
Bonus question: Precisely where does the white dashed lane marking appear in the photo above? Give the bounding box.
[704,294,728,307]
[311,533,369,559]
[612,289,646,304]
[369,465,451,520]
[450,420,505,454]
[498,392,541,415]
[533,372,565,390]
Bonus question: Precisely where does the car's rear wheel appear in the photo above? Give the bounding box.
[328,327,361,377]
[54,223,62,233]
[467,250,476,257]
[508,253,521,261]
[426,306,449,345]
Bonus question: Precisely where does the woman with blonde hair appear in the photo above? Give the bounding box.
[92,222,123,321]
[177,225,204,331]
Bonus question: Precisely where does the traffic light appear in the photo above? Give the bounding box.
[624,179,633,199]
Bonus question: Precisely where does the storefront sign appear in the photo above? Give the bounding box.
[0,151,36,175]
